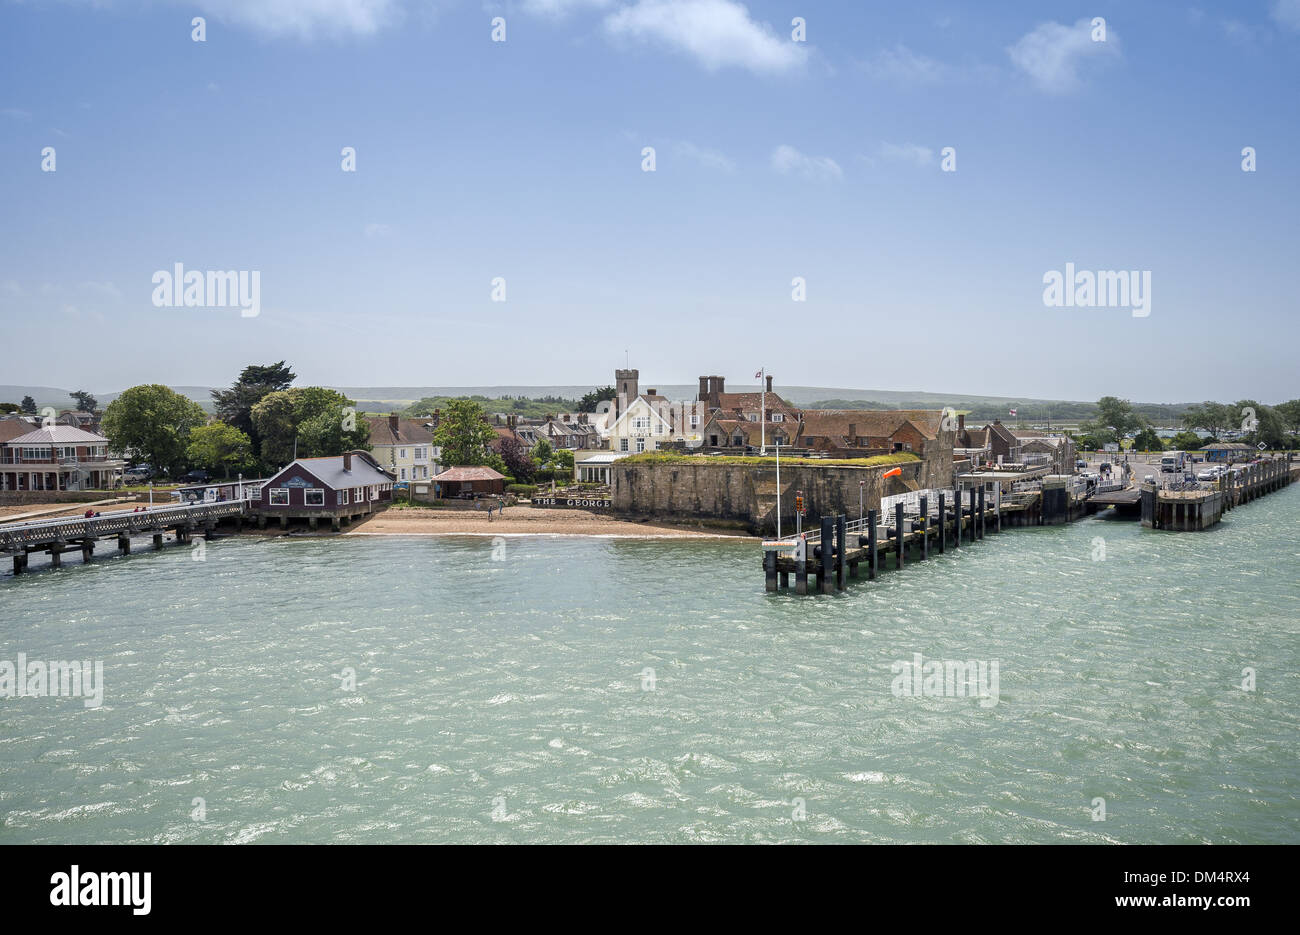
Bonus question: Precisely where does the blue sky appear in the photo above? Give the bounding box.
[1,0,1297,403]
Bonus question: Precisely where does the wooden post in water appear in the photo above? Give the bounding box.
[117,535,131,555]
[795,543,808,595]
[764,549,777,592]
[968,487,976,543]
[977,485,985,539]
[895,502,904,570]
[835,515,846,591]
[819,515,834,594]
[49,543,63,569]
[867,509,878,580]
[920,495,929,560]
[938,494,946,554]
[81,540,93,563]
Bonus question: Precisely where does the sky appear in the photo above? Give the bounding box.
[1,0,1298,404]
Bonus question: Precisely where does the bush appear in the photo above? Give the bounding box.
[506,483,538,498]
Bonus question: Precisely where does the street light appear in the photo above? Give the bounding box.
[859,479,864,529]
[774,441,781,538]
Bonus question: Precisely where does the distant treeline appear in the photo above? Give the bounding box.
[810,398,1190,424]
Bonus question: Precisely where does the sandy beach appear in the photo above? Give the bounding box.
[347,504,752,538]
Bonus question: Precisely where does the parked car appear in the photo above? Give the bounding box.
[1196,469,1217,481]
[1075,459,1087,470]
[181,469,211,483]
[123,463,154,482]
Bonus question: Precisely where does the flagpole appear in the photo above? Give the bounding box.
[760,367,766,456]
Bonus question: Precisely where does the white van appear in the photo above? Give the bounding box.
[1160,451,1186,473]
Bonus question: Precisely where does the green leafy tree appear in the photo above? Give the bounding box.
[1235,400,1287,449]
[432,399,498,466]
[1181,402,1233,437]
[1168,431,1203,452]
[578,386,617,413]
[1133,427,1163,451]
[101,384,207,475]
[69,390,98,411]
[20,395,37,415]
[532,438,555,466]
[0,402,19,414]
[251,386,367,468]
[211,361,296,458]
[1082,396,1141,442]
[1273,399,1300,435]
[186,422,254,477]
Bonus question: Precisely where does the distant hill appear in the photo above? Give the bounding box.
[0,383,1220,426]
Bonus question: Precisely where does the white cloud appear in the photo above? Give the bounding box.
[1272,0,1300,31]
[877,142,933,167]
[1007,18,1119,93]
[771,144,841,181]
[604,0,806,74]
[522,0,614,16]
[673,141,735,171]
[861,44,949,85]
[2,108,32,120]
[364,222,393,238]
[191,0,402,40]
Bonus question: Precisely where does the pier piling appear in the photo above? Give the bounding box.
[938,494,946,554]
[835,515,846,591]
[920,496,929,560]
[895,503,904,570]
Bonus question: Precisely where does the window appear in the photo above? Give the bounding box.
[619,438,629,452]
[21,447,52,461]
[772,413,784,423]
[304,489,325,506]
[636,437,646,453]
[59,446,77,459]
[337,489,349,505]
[747,414,758,422]
[269,488,289,505]
[399,448,407,459]
[633,417,649,431]
[690,415,699,427]
[400,468,407,480]
[369,485,377,500]
[415,447,426,460]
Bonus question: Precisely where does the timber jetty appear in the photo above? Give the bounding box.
[763,455,1298,594]
[2,500,249,575]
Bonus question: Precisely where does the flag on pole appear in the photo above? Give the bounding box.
[755,369,763,379]
[1009,408,1017,417]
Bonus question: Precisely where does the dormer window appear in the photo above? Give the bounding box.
[772,413,784,423]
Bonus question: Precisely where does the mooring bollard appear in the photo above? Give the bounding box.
[764,549,777,592]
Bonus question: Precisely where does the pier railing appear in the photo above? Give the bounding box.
[0,500,249,550]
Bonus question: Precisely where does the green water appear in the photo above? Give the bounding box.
[2,490,1297,844]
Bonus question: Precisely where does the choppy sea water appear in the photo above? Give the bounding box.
[2,489,1297,844]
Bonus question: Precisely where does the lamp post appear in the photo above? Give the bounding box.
[859,479,864,529]
[148,480,153,508]
[238,472,243,501]
[775,441,781,538]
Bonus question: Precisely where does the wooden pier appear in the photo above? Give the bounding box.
[1,501,249,575]
[763,455,1299,592]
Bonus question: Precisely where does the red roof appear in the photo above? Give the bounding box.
[432,466,506,482]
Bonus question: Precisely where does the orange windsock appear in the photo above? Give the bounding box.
[882,467,903,479]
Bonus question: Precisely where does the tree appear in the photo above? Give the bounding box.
[1168,431,1202,452]
[1083,396,1141,441]
[497,435,536,481]
[20,396,37,415]
[1274,399,1300,435]
[1133,427,1164,451]
[251,386,367,469]
[1235,399,1287,449]
[101,384,207,475]
[432,399,498,466]
[532,438,554,465]
[211,361,296,457]
[578,386,617,413]
[1181,402,1233,438]
[0,402,19,414]
[68,390,98,411]
[186,422,254,477]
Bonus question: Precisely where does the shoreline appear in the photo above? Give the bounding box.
[342,504,756,539]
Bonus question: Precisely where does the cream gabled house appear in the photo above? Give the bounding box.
[365,415,441,487]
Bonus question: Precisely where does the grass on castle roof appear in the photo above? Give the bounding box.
[620,452,921,468]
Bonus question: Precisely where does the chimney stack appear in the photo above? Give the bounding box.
[765,375,773,393]
[388,414,399,436]
[698,376,709,401]
[343,451,353,472]
[958,413,966,433]
[848,422,857,443]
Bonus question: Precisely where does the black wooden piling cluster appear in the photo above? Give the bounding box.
[764,487,1002,595]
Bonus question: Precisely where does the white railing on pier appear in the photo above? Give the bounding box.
[0,500,250,549]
